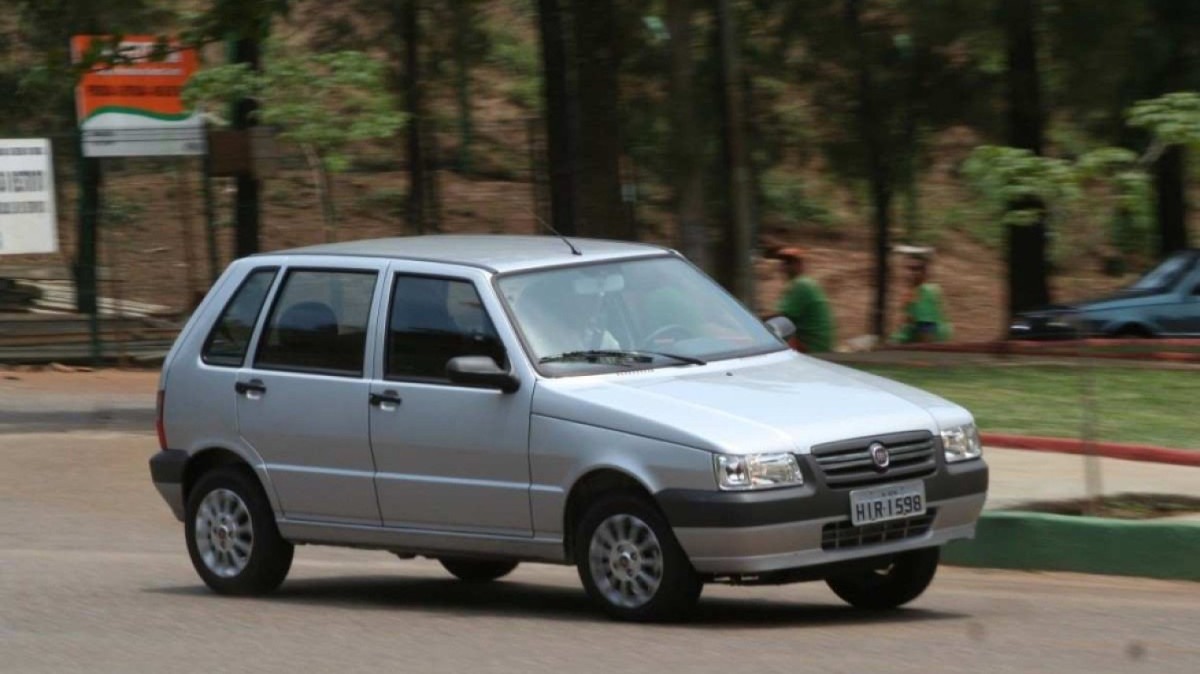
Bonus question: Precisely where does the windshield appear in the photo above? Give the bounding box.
[497,256,785,375]
[1129,251,1197,291]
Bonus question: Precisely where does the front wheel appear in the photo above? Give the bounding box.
[439,558,519,582]
[185,466,293,595]
[826,547,939,610]
[575,494,701,622]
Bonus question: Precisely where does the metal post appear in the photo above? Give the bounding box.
[75,133,102,364]
[1075,309,1103,514]
[202,145,219,285]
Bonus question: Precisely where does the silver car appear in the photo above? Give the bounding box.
[150,235,987,621]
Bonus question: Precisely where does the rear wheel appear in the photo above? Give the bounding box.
[574,493,701,622]
[185,466,293,595]
[826,547,939,610]
[439,558,519,582]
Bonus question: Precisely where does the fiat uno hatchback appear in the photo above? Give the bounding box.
[150,235,988,621]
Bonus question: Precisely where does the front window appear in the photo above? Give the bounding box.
[497,256,784,376]
[1129,251,1197,291]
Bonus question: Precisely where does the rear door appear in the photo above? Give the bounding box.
[368,265,534,536]
[236,261,386,525]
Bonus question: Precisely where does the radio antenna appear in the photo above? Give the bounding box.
[529,208,582,256]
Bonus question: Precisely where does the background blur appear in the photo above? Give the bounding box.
[0,0,1198,346]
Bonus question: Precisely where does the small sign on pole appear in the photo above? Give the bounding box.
[72,35,206,157]
[0,139,58,255]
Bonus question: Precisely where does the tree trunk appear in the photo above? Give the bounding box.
[667,0,709,270]
[847,0,890,338]
[573,0,628,239]
[1003,0,1050,317]
[451,0,474,173]
[715,0,755,304]
[536,0,577,235]
[400,0,426,234]
[232,35,261,257]
[1154,145,1189,256]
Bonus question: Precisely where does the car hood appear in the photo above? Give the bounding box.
[531,351,970,455]
[1021,288,1164,316]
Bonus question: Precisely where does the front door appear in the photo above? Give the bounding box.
[369,271,533,536]
[236,265,384,525]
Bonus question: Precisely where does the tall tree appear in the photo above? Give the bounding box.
[715,0,755,302]
[396,0,428,233]
[573,0,628,239]
[667,0,709,270]
[536,0,577,235]
[1144,0,1196,255]
[1002,0,1050,316]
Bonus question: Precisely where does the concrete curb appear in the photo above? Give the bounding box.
[942,510,1200,581]
[981,432,1200,467]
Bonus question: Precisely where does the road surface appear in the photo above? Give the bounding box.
[2,427,1197,673]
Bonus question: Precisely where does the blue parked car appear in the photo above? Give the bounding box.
[1009,249,1200,339]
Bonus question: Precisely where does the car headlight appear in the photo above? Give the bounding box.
[941,423,983,463]
[714,453,803,490]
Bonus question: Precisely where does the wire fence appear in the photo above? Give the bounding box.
[0,119,563,328]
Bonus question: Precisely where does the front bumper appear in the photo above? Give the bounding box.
[658,459,988,575]
[149,449,188,522]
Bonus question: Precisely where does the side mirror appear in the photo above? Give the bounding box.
[446,356,520,393]
[765,315,797,341]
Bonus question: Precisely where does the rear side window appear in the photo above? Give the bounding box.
[202,268,278,367]
[254,269,378,376]
[386,275,507,381]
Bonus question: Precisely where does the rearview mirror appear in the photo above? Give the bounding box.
[765,315,796,341]
[446,356,520,393]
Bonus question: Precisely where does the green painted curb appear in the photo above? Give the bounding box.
[942,511,1200,581]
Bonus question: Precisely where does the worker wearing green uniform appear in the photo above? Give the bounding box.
[774,247,834,353]
[892,255,952,343]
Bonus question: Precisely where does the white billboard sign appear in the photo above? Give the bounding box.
[0,139,58,255]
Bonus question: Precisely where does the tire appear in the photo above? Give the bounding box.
[439,558,519,583]
[185,466,293,595]
[574,493,701,622]
[826,547,939,610]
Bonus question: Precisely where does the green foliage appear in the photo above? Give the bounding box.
[1077,147,1153,258]
[183,43,405,173]
[1127,92,1200,148]
[761,171,837,233]
[485,21,540,110]
[961,146,1080,227]
[355,187,408,221]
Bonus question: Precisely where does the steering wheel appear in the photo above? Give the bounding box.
[641,323,694,348]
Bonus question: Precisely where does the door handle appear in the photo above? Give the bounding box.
[235,380,267,396]
[369,391,402,408]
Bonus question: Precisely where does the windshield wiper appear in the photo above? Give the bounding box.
[539,349,706,366]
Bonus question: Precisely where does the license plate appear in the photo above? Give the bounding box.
[849,481,926,526]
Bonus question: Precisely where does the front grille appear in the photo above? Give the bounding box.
[809,430,938,489]
[821,510,937,551]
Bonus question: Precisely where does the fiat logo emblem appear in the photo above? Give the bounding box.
[869,442,890,471]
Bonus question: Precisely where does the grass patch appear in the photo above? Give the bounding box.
[858,364,1200,450]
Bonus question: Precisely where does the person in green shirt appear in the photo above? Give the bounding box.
[892,254,952,343]
[774,247,834,353]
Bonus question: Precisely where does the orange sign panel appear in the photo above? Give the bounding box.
[72,35,205,157]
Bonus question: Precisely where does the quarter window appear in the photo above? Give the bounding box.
[202,268,278,367]
[387,275,506,380]
[255,270,378,376]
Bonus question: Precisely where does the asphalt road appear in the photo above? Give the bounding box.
[2,428,1198,674]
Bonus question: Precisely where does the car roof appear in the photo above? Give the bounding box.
[264,235,673,273]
